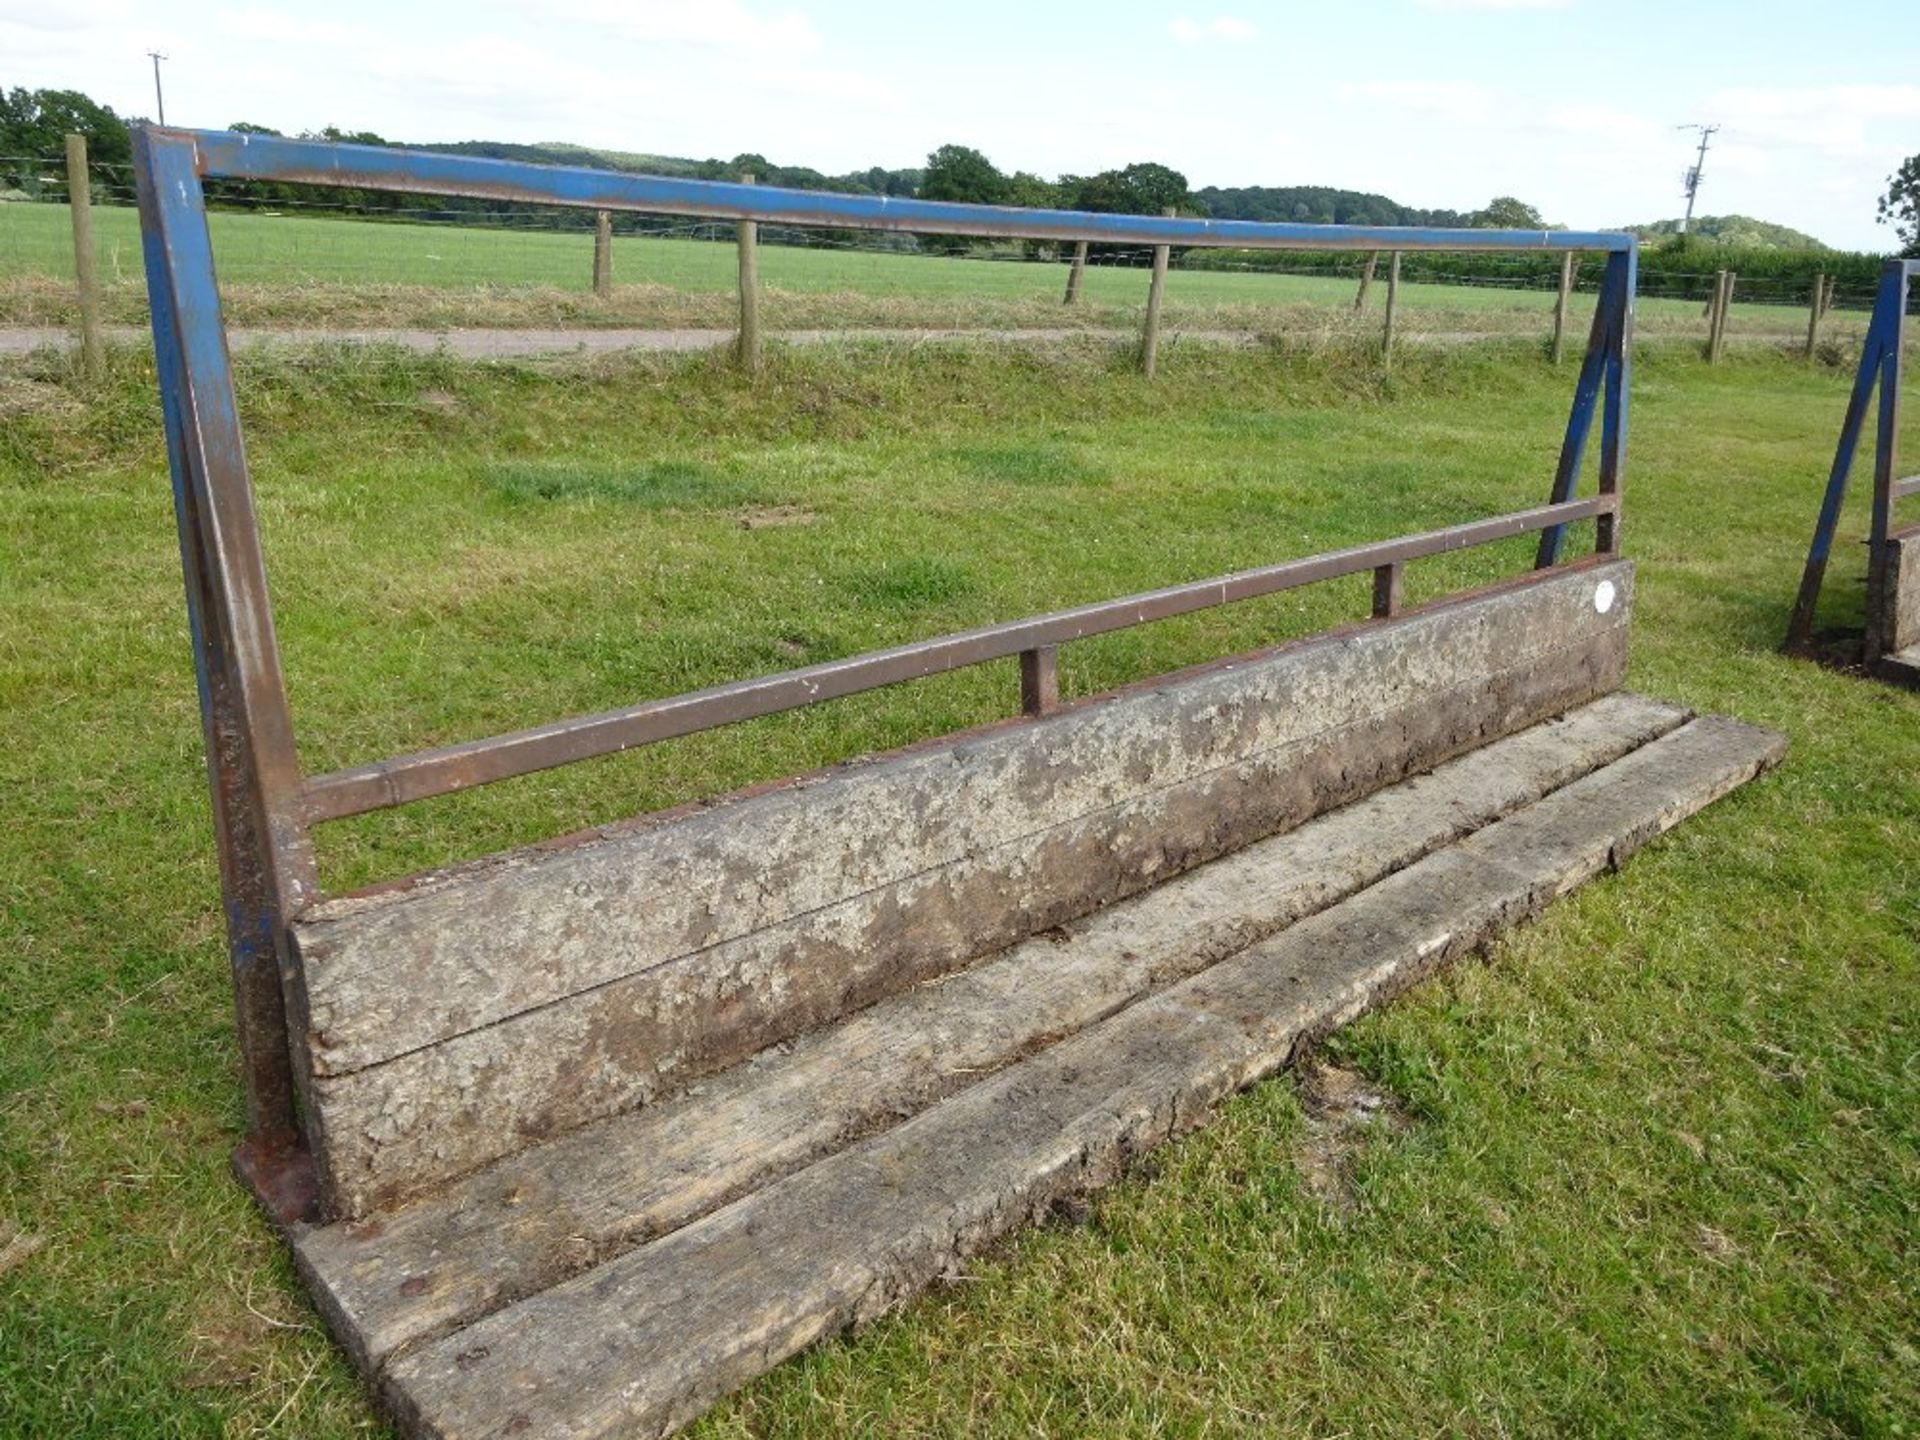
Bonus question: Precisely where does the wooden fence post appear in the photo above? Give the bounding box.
[1711,271,1727,362]
[1708,271,1736,364]
[1804,271,1824,360]
[1063,240,1087,305]
[592,209,613,298]
[1550,250,1575,364]
[1354,250,1379,312]
[1382,250,1402,368]
[1704,270,1725,361]
[1820,274,1836,318]
[65,132,103,377]
[735,174,762,374]
[1703,270,1723,321]
[1141,207,1173,378]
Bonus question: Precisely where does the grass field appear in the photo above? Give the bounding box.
[0,199,1856,343]
[1,335,1916,1437]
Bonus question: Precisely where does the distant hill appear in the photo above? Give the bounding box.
[424,139,922,198]
[1624,215,1828,251]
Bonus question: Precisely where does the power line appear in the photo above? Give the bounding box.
[148,51,168,127]
[1676,123,1719,236]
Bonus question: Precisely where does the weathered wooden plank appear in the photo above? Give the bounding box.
[293,692,1689,1369]
[380,714,1783,1440]
[1870,529,1919,658]
[294,562,1633,1080]
[1875,646,1920,689]
[307,612,1630,1217]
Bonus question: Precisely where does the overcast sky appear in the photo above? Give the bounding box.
[7,0,1917,249]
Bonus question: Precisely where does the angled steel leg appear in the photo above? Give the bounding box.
[1865,269,1910,663]
[133,128,321,1222]
[1785,262,1904,654]
[1537,249,1630,567]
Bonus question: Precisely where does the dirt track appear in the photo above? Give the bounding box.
[0,324,1265,357]
[0,322,1818,359]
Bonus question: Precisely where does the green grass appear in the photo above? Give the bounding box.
[0,199,1854,343]
[0,337,1915,1437]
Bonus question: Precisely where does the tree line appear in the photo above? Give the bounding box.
[5,83,1915,274]
[0,83,1581,245]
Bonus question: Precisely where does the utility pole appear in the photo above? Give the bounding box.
[1677,123,1718,236]
[149,50,169,126]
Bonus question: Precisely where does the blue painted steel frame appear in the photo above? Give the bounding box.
[132,127,1635,1213]
[1785,259,1916,658]
[1538,248,1634,565]
[134,128,323,1217]
[193,130,1635,255]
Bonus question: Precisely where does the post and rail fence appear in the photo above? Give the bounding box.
[16,133,1893,373]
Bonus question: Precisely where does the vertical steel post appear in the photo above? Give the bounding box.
[1865,267,1909,662]
[132,128,320,1219]
[1019,646,1060,716]
[1595,247,1634,556]
[1371,562,1403,619]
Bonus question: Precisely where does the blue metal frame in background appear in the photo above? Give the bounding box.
[132,126,1636,1220]
[193,129,1637,255]
[1785,259,1916,660]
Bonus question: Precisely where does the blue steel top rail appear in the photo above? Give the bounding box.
[182,128,1635,255]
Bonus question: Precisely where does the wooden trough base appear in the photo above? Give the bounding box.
[1877,650,1920,687]
[1871,528,1920,688]
[286,693,1783,1439]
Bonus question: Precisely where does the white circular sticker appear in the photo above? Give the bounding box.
[1593,579,1617,615]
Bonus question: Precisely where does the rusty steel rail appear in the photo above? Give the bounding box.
[133,126,1637,1206]
[302,494,1617,821]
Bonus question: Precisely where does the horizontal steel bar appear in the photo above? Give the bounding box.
[300,496,1615,822]
[181,129,1633,254]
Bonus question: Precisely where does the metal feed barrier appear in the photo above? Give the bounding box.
[132,126,1639,1223]
[1786,257,1920,685]
[131,132,1809,1440]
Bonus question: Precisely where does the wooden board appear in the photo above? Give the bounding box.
[292,562,1634,1215]
[372,714,1784,1440]
[1870,529,1919,660]
[292,691,1689,1369]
